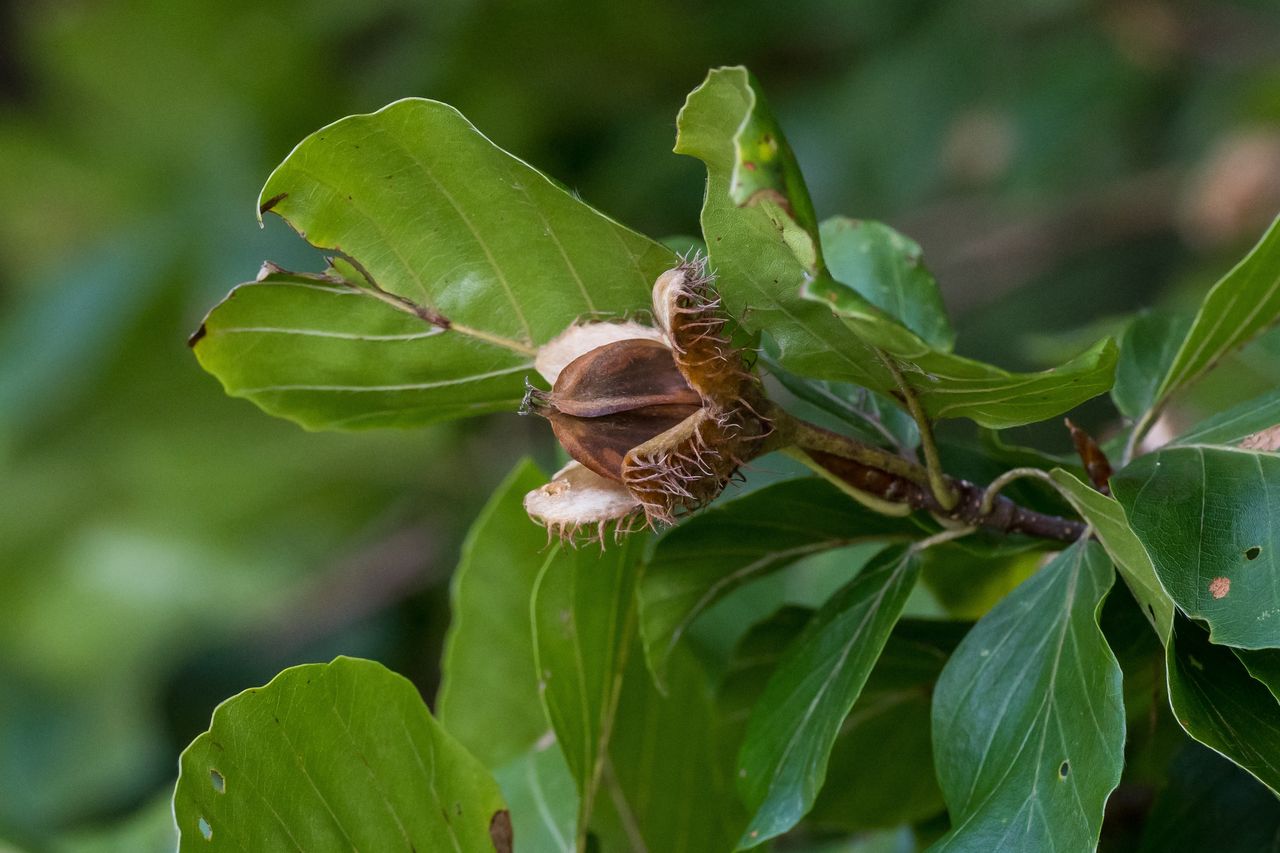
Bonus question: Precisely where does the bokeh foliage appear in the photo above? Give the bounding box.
[4,0,1280,848]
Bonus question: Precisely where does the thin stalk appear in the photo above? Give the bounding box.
[1122,406,1157,467]
[875,351,958,511]
[910,526,978,553]
[979,467,1060,516]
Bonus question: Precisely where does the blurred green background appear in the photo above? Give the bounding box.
[3,0,1280,848]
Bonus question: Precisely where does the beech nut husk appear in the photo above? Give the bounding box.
[521,256,770,541]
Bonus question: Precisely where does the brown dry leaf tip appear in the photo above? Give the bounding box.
[1065,418,1114,495]
[522,259,770,539]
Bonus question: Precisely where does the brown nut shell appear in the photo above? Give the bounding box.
[550,338,700,417]
[546,403,701,482]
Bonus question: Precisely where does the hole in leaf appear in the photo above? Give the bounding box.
[198,816,213,841]
[209,768,225,793]
[1246,546,1262,561]
[1058,761,1070,780]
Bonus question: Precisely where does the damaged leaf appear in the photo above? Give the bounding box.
[174,657,506,851]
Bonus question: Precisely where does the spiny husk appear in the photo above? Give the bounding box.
[525,257,772,539]
[652,256,753,407]
[621,406,768,526]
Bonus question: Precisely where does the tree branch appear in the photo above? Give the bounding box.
[768,408,1086,543]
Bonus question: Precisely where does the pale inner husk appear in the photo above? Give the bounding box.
[534,320,667,384]
[522,461,641,541]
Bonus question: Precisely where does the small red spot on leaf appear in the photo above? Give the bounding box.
[1210,576,1231,599]
[743,161,757,171]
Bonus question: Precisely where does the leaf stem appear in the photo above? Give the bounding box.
[979,467,1060,516]
[875,350,958,510]
[911,525,978,553]
[1122,406,1158,467]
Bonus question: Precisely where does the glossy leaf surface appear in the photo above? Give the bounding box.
[1050,468,1174,642]
[675,67,882,389]
[807,620,965,832]
[493,740,578,853]
[192,271,533,430]
[1148,215,1280,412]
[1173,387,1280,447]
[600,645,745,853]
[532,537,644,843]
[1112,446,1280,648]
[1166,615,1280,795]
[818,217,955,351]
[931,540,1123,851]
[1111,311,1190,419]
[736,545,922,848]
[676,68,1117,429]
[639,478,919,687]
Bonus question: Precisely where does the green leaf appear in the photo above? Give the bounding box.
[1173,387,1280,447]
[1111,311,1191,419]
[493,740,578,853]
[920,542,1044,620]
[199,98,675,429]
[639,478,919,687]
[763,355,919,455]
[931,540,1124,851]
[1166,614,1280,795]
[173,657,507,851]
[808,620,966,833]
[1236,646,1280,704]
[1147,215,1280,414]
[722,613,960,835]
[675,67,882,389]
[1095,583,1180,787]
[808,264,1119,428]
[979,428,1082,476]
[1139,743,1280,853]
[1111,446,1280,649]
[1050,468,1174,643]
[676,67,1117,430]
[736,544,923,848]
[818,217,955,352]
[718,605,815,723]
[811,210,1117,429]
[192,270,534,430]
[531,537,644,845]
[438,459,551,768]
[729,82,823,253]
[599,644,746,852]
